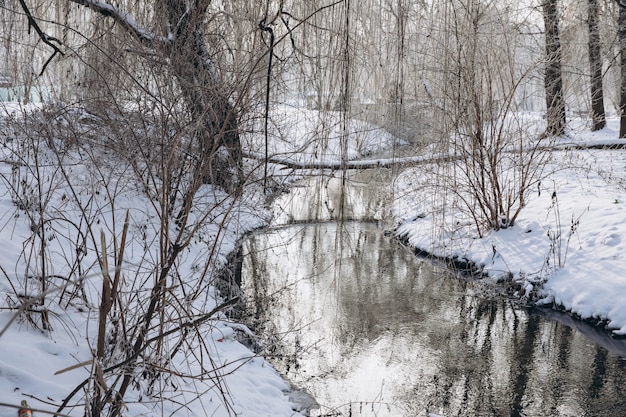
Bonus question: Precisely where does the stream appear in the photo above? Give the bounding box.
[241,169,626,417]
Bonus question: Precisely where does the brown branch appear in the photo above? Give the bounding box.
[67,0,166,46]
[17,0,64,76]
[0,402,73,417]
[55,296,239,416]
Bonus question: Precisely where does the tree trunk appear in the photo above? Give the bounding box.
[620,5,626,138]
[589,0,606,131]
[542,0,566,137]
[161,1,243,190]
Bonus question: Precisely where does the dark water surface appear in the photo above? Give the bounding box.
[242,171,626,417]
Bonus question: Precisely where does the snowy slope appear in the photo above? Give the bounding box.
[0,103,402,417]
[394,117,626,335]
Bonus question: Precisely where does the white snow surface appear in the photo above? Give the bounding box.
[243,104,406,164]
[394,117,626,335]
[3,100,626,417]
[0,103,402,417]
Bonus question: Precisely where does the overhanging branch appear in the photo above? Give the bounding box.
[17,0,168,75]
[68,0,166,46]
[18,0,64,76]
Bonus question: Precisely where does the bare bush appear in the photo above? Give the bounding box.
[0,98,269,417]
[424,1,553,236]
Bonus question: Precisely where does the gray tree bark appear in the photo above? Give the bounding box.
[542,0,567,137]
[159,0,243,191]
[619,4,626,138]
[588,0,606,131]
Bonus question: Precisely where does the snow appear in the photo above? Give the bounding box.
[3,99,626,417]
[394,116,626,336]
[0,103,401,417]
[78,0,169,44]
[244,104,406,166]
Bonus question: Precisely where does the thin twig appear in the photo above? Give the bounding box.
[0,402,73,417]
[17,0,64,76]
[55,297,239,416]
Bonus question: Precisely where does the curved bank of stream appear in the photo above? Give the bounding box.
[240,170,626,417]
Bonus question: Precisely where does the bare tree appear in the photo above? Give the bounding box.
[2,2,274,417]
[589,0,606,131]
[15,0,244,191]
[542,0,567,137]
[619,2,626,137]
[414,0,551,234]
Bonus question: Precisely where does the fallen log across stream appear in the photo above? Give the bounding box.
[245,139,626,170]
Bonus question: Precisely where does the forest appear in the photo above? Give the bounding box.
[2,1,626,417]
[3,0,626,228]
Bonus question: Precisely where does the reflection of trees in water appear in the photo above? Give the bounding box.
[336,229,425,342]
[509,314,540,417]
[421,301,626,417]
[242,212,626,416]
[242,225,334,374]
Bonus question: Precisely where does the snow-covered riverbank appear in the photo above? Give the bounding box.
[0,103,401,417]
[393,117,626,335]
[3,101,625,417]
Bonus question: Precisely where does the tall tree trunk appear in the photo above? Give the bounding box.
[588,0,606,131]
[542,0,567,137]
[162,1,243,191]
[617,1,626,137]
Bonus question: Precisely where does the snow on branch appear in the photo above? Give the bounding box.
[17,0,170,74]
[68,0,168,46]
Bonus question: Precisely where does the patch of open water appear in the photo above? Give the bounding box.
[242,171,626,416]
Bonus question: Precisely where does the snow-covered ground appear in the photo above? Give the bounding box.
[394,117,626,335]
[3,100,625,417]
[244,105,402,164]
[0,103,401,417]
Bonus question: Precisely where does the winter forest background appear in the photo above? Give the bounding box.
[6,0,625,139]
[2,1,626,417]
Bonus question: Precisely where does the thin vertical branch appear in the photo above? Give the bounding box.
[259,8,276,192]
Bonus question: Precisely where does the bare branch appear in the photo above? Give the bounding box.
[17,0,64,76]
[17,0,169,74]
[67,0,167,46]
[54,297,240,416]
[0,402,74,417]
